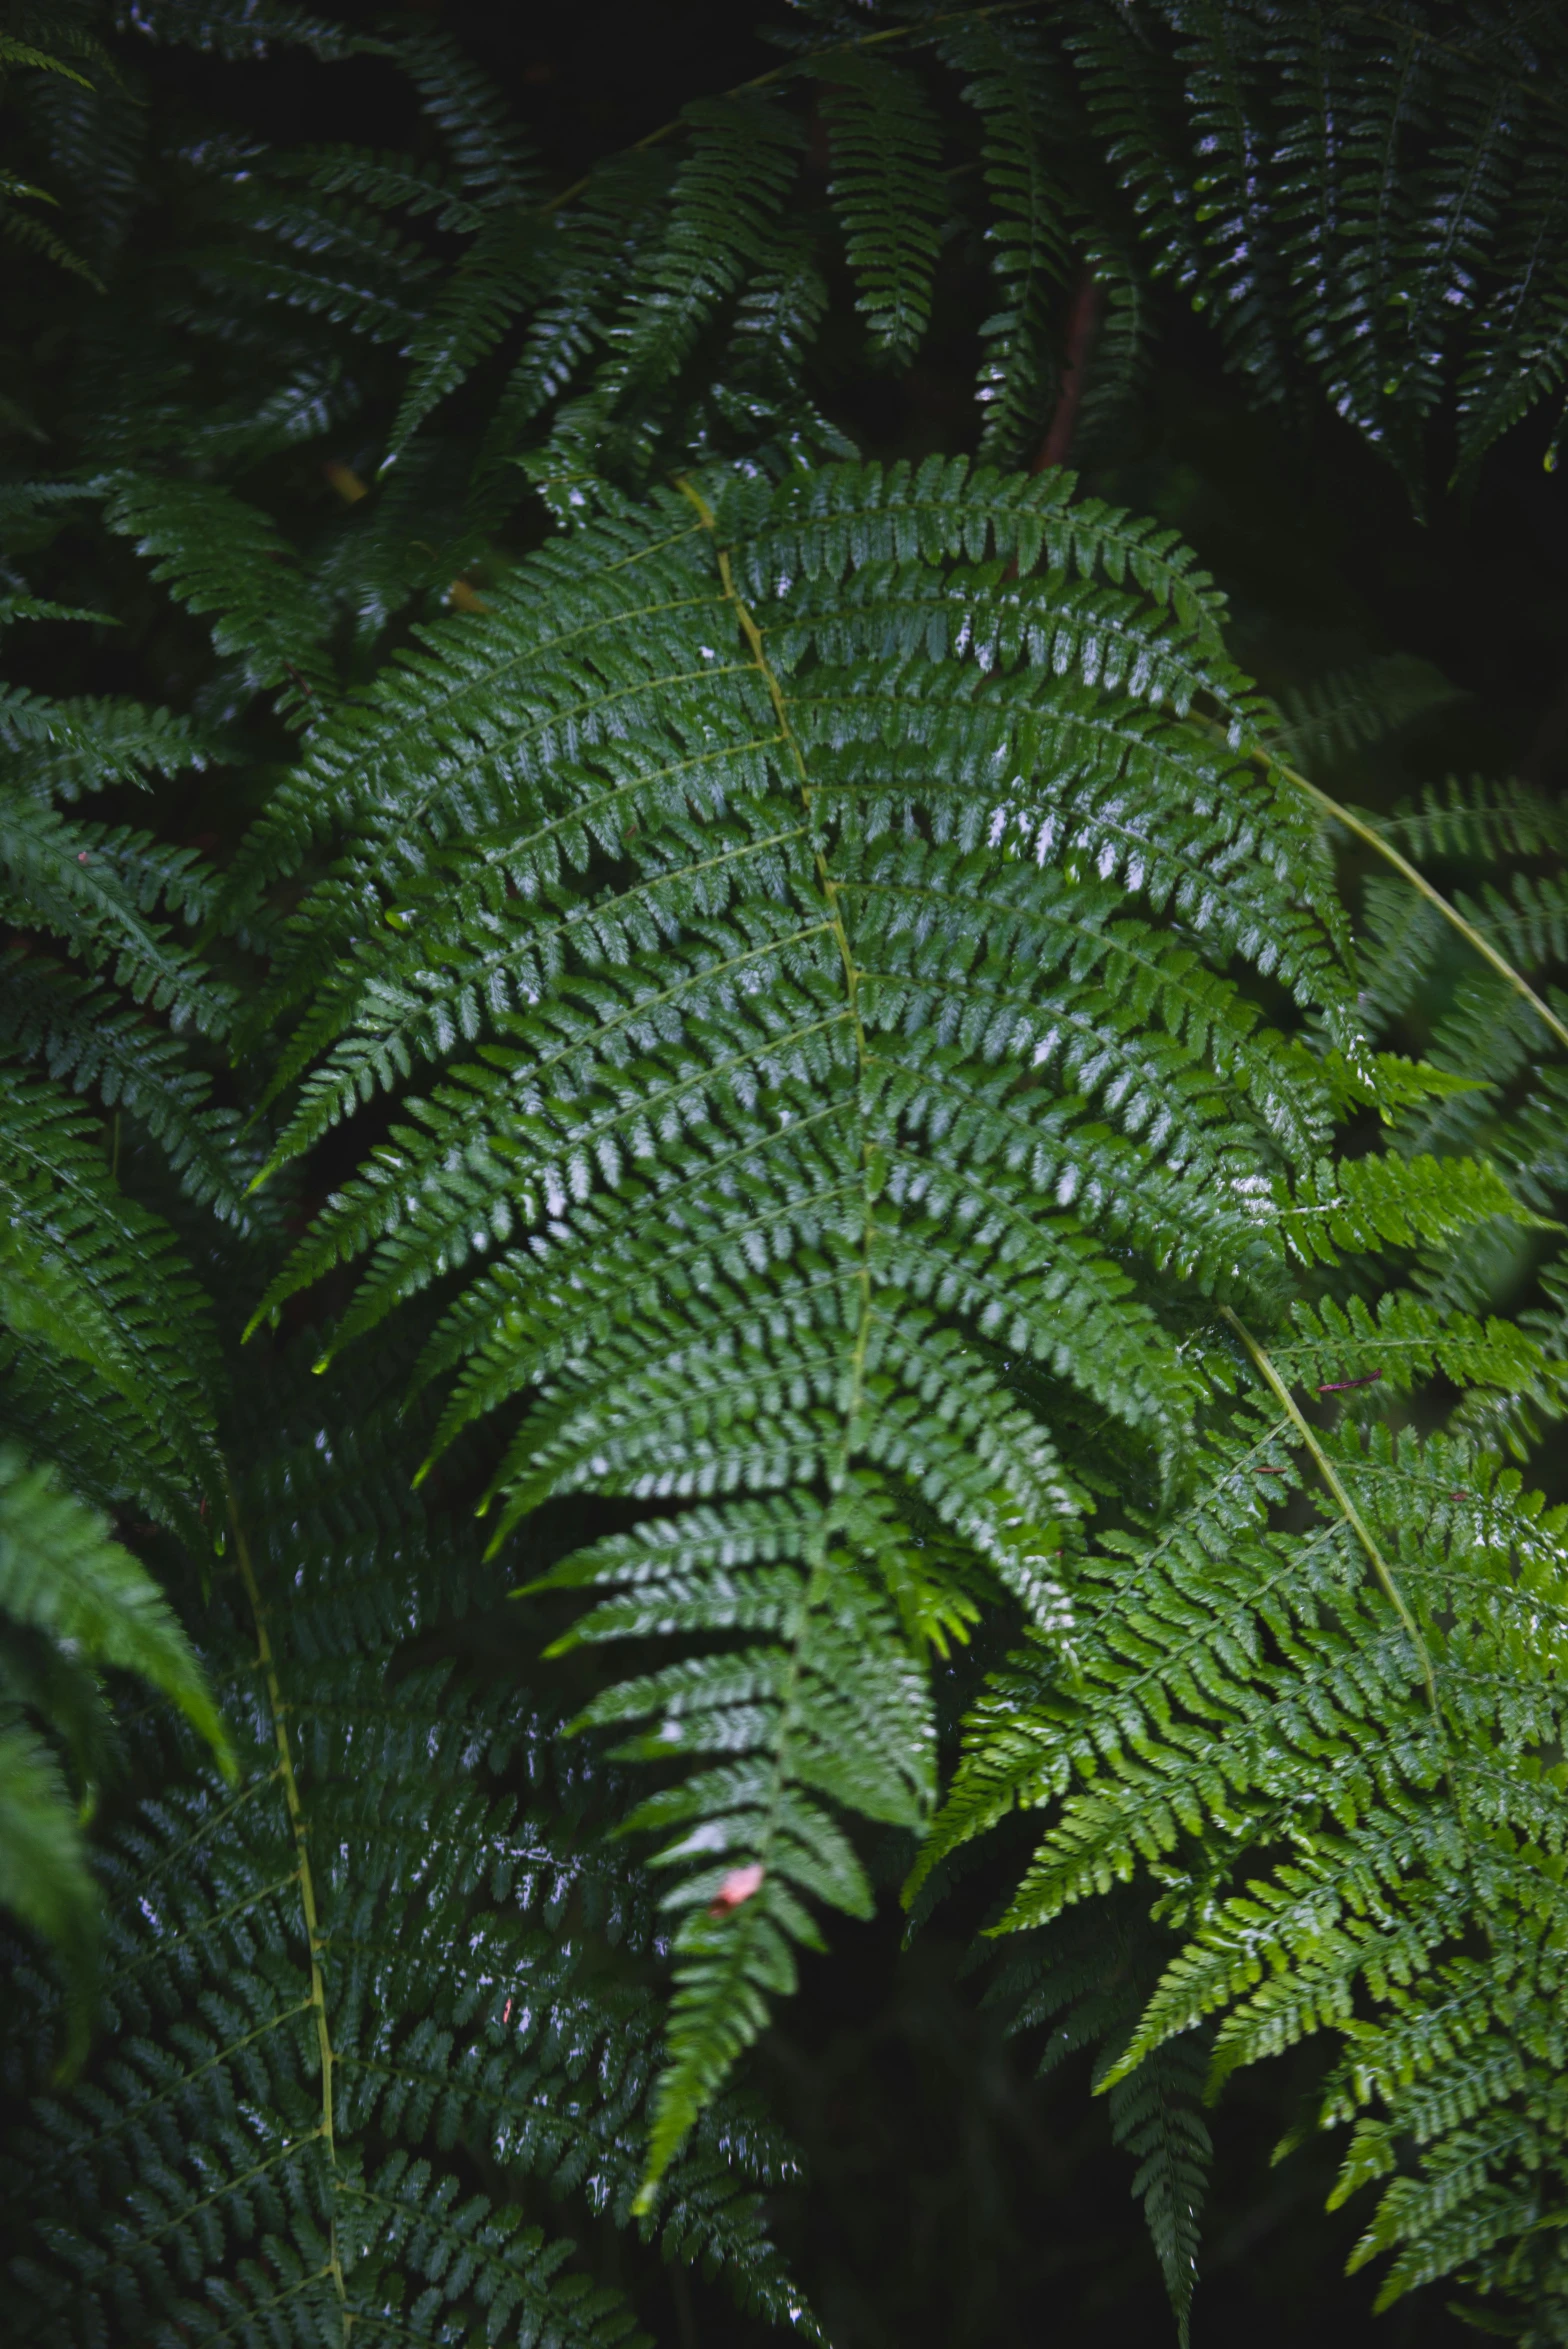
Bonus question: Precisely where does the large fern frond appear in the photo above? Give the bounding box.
[239,455,1376,2192]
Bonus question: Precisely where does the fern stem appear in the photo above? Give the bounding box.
[675,475,879,1448]
[1273,757,1568,1054]
[1218,1307,1440,1721]
[224,1472,349,2328]
[642,477,884,2207]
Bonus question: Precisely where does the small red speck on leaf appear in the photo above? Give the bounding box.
[709,1864,765,1918]
[77,851,89,864]
[502,1998,512,2024]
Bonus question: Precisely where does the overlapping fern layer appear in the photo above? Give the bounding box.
[1,1351,814,2348]
[238,452,1337,2174]
[5,1,1568,2343]
[13,0,1568,519]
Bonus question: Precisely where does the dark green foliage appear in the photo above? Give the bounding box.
[5,2,1568,2342]
[1,1362,811,2345]
[0,1445,231,2053]
[240,451,1332,2190]
[926,1399,1568,2323]
[937,16,1074,464]
[987,1902,1216,2345]
[223,1,1568,505]
[0,593,236,2000]
[98,473,335,720]
[245,436,1561,2273]
[821,52,945,371]
[1064,0,1568,497]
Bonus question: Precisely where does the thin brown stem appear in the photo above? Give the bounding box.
[1032,270,1103,474]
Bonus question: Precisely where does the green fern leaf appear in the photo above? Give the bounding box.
[385,211,551,464]
[0,1725,98,2043]
[940,18,1074,463]
[0,1447,230,1770]
[97,472,333,719]
[822,52,947,369]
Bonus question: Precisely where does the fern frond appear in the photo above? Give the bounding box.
[1455,111,1568,479]
[385,210,550,465]
[1108,2030,1212,2348]
[985,1899,1214,2343]
[119,0,358,63]
[0,948,248,1219]
[1269,654,1462,775]
[935,1336,1568,2323]
[1064,0,1568,498]
[298,145,487,234]
[939,17,1074,463]
[0,1725,98,2037]
[0,792,228,1033]
[394,23,541,208]
[98,472,333,719]
[472,151,677,505]
[0,1447,229,1769]
[594,97,807,474]
[0,1445,231,2055]
[1,1355,815,2344]
[23,28,145,276]
[555,1489,936,2197]
[822,51,947,369]
[1284,1149,1535,1266]
[192,180,438,350]
[0,33,94,85]
[0,167,99,284]
[0,685,211,803]
[246,455,1358,2190]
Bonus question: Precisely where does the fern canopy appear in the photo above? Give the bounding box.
[6,0,1568,2341]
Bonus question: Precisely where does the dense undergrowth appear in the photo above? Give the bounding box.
[4,4,1568,2343]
